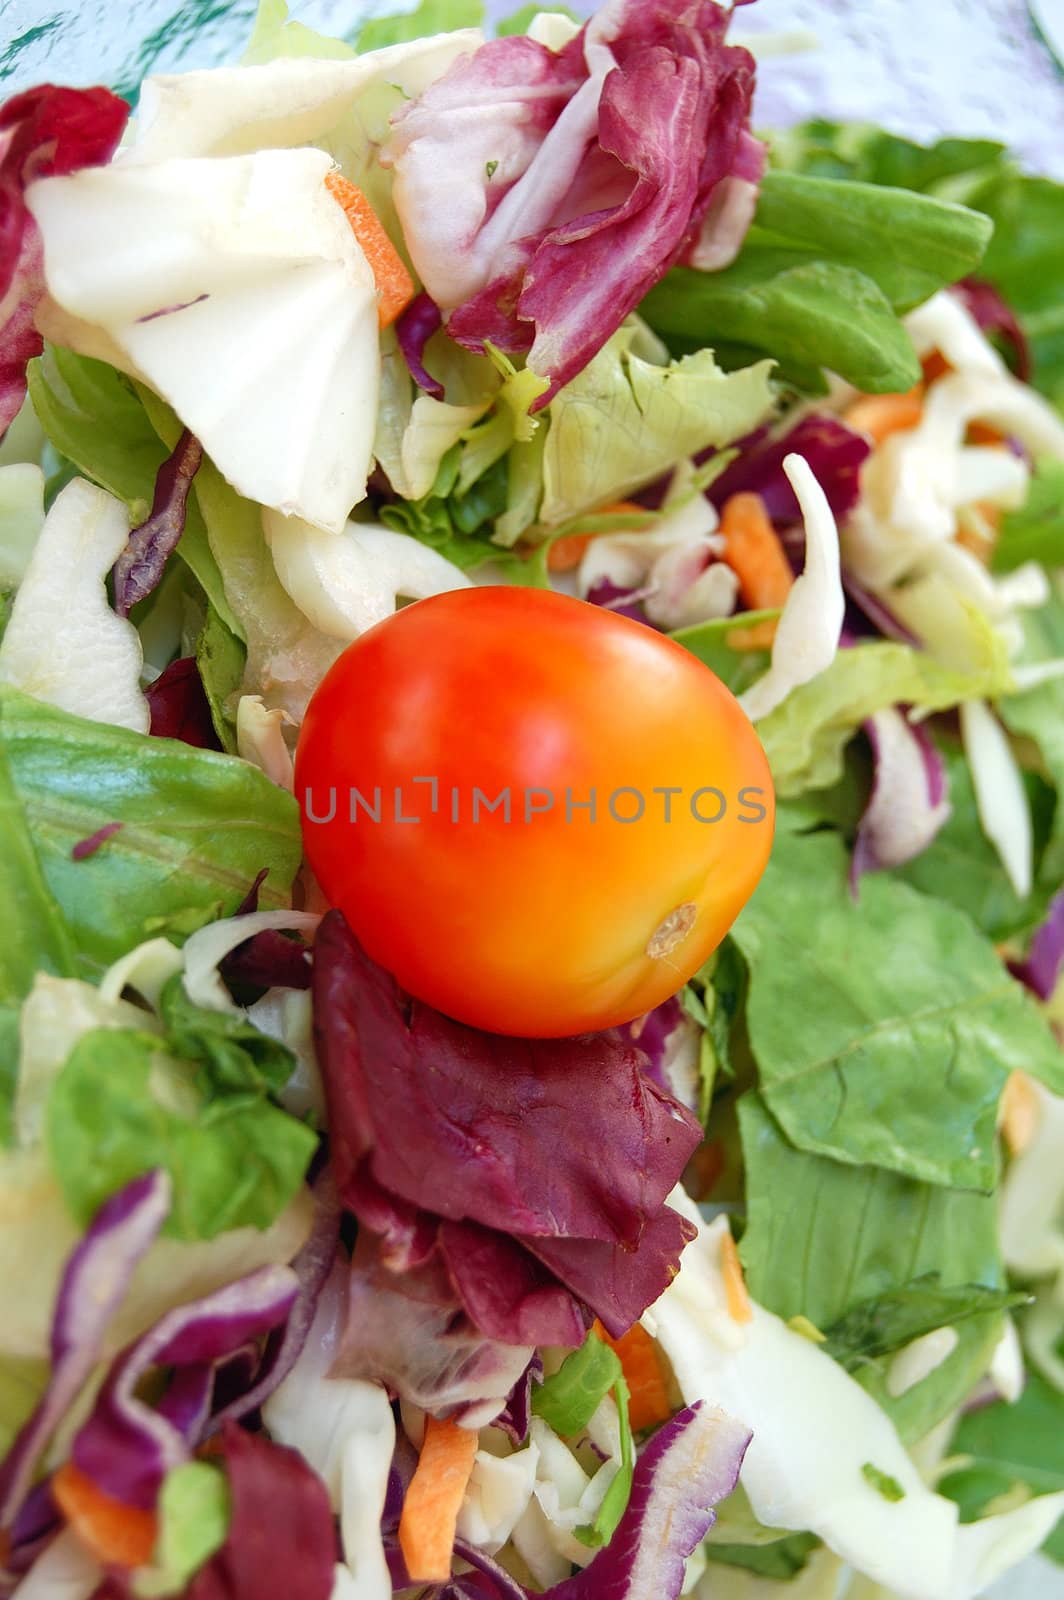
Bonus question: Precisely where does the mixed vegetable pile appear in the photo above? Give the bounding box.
[1,1,1064,1597]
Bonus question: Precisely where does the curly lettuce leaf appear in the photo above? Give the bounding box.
[540,326,774,526]
[45,1026,315,1240]
[738,1094,1010,1444]
[756,629,1013,798]
[731,830,1064,1189]
[0,686,301,974]
[356,0,484,50]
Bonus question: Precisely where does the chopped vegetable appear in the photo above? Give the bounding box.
[324,171,415,329]
[594,1322,673,1432]
[398,1414,479,1583]
[843,385,925,445]
[719,1229,753,1325]
[52,1459,158,1568]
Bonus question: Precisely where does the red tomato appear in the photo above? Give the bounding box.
[296,587,774,1038]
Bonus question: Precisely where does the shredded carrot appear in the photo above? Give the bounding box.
[324,171,415,329]
[593,1321,673,1431]
[398,1415,479,1583]
[1001,1069,1041,1156]
[843,385,924,447]
[967,420,1006,446]
[720,1229,753,1325]
[52,1462,158,1570]
[546,501,649,573]
[922,351,951,384]
[955,502,1001,560]
[717,492,793,649]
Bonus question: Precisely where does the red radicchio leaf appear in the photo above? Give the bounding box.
[146,657,221,750]
[112,429,203,616]
[312,912,700,1344]
[221,869,312,992]
[954,278,1031,383]
[185,1422,336,1600]
[0,85,128,433]
[395,3,758,405]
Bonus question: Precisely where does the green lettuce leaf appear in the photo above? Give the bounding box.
[159,974,295,1097]
[356,0,484,50]
[1000,595,1064,893]
[738,1093,1009,1444]
[704,1533,820,1580]
[991,460,1064,573]
[731,831,1064,1188]
[0,687,301,974]
[756,631,1013,797]
[244,0,354,62]
[380,451,512,570]
[941,1370,1064,1562]
[640,172,990,393]
[766,122,1064,403]
[670,611,776,697]
[821,1278,1027,1372]
[143,1462,231,1596]
[540,327,774,526]
[46,1027,315,1240]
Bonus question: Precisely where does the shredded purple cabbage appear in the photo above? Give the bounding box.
[851,711,951,892]
[0,1171,170,1544]
[1010,888,1064,1001]
[706,414,871,524]
[397,292,445,401]
[112,429,203,616]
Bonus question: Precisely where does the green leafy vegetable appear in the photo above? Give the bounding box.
[0,1356,48,1461]
[0,687,301,973]
[146,1462,231,1595]
[380,454,512,570]
[731,831,1064,1189]
[822,1278,1027,1372]
[757,631,1013,797]
[941,1370,1064,1562]
[862,1463,906,1503]
[703,1532,820,1579]
[738,1094,1009,1443]
[767,122,1064,402]
[531,1332,634,1550]
[244,0,354,63]
[356,0,484,51]
[640,172,990,393]
[159,975,296,1097]
[532,1332,623,1436]
[539,326,774,526]
[1001,599,1064,893]
[195,601,246,755]
[991,461,1064,573]
[670,611,776,697]
[46,1027,315,1240]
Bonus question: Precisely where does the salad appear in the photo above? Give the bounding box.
[1,0,1064,1597]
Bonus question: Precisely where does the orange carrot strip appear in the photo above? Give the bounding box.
[922,351,951,384]
[843,385,924,446]
[398,1415,479,1583]
[593,1322,673,1432]
[53,1462,159,1570]
[720,1230,753,1325]
[726,619,778,652]
[718,492,794,617]
[547,501,650,573]
[324,171,415,329]
[1001,1069,1041,1156]
[967,420,1006,446]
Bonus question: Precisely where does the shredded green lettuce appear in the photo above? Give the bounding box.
[356,0,484,51]
[136,1462,231,1598]
[531,1330,634,1549]
[991,460,1064,573]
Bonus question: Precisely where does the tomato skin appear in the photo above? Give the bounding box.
[296,587,774,1038]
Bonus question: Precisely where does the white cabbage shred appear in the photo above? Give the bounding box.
[0,477,148,732]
